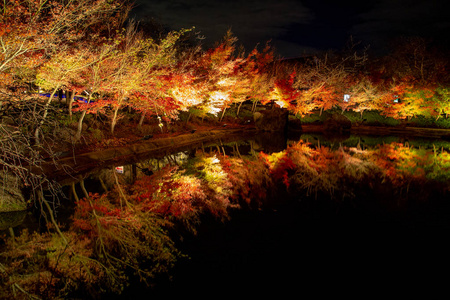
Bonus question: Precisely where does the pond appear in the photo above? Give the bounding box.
[1,130,450,298]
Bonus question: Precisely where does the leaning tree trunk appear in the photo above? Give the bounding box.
[219,107,227,122]
[111,97,125,135]
[138,112,146,127]
[185,112,192,125]
[75,95,91,141]
[252,100,259,113]
[111,106,119,135]
[236,101,244,117]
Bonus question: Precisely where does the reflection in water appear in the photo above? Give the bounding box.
[1,132,450,298]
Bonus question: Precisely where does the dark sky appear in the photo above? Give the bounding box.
[130,0,450,58]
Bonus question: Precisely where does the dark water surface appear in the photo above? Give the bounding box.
[3,131,450,298]
[127,132,450,297]
[114,196,450,298]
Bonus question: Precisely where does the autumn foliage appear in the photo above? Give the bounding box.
[2,2,450,298]
[1,1,450,149]
[2,140,450,298]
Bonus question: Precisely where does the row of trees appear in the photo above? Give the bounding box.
[1,0,276,142]
[1,0,136,205]
[2,1,450,143]
[1,0,449,204]
[281,37,450,120]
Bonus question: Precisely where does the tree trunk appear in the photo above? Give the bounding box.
[99,178,108,192]
[34,87,59,145]
[71,182,79,202]
[111,106,119,135]
[67,90,75,120]
[75,95,91,141]
[185,112,191,125]
[236,101,243,116]
[58,89,63,104]
[252,100,258,113]
[79,179,90,199]
[111,97,125,135]
[220,107,227,121]
[75,110,87,141]
[138,112,145,127]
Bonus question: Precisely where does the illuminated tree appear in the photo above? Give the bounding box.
[35,45,99,143]
[291,53,355,116]
[128,28,191,128]
[313,63,347,115]
[238,44,274,114]
[268,70,299,110]
[0,0,125,74]
[0,0,131,145]
[344,75,383,117]
[220,43,275,118]
[196,31,240,118]
[435,86,450,119]
[71,39,120,140]
[178,30,274,120]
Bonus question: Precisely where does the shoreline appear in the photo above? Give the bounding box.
[33,122,450,185]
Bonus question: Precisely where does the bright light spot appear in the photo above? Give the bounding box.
[205,106,222,116]
[195,155,231,199]
[171,87,203,109]
[205,91,230,116]
[210,91,229,102]
[344,94,350,102]
[275,100,287,108]
[269,87,288,108]
[217,78,235,87]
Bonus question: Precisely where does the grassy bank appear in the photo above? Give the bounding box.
[296,108,450,129]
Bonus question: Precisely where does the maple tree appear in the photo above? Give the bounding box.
[291,54,352,116]
[232,40,274,116]
[0,0,125,78]
[190,31,241,118]
[343,75,384,117]
[70,38,119,140]
[435,86,450,118]
[1,0,129,142]
[268,70,299,110]
[127,28,191,128]
[100,24,144,135]
[34,45,98,142]
[4,2,450,299]
[169,31,275,120]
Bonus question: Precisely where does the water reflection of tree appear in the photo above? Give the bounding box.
[2,140,449,298]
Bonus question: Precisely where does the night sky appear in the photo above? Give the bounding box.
[130,0,450,58]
